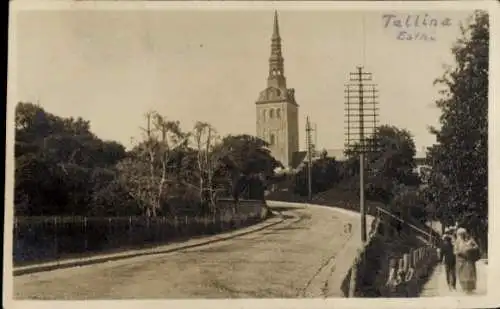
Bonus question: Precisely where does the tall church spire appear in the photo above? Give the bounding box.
[272,10,280,39]
[256,10,299,169]
[268,10,286,89]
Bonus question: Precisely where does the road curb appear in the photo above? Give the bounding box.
[13,215,285,276]
[266,200,375,220]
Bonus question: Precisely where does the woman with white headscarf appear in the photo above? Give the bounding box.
[454,227,480,294]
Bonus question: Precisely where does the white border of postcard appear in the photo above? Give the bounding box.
[5,1,500,309]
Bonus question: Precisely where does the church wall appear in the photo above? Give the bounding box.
[256,101,291,167]
[254,11,299,169]
[287,104,300,165]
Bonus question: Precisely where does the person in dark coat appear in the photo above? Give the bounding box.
[441,234,457,291]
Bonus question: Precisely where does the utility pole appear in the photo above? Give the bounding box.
[314,123,318,155]
[345,66,379,244]
[305,116,315,201]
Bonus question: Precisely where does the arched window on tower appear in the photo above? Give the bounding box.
[270,133,275,145]
[269,109,274,119]
[276,108,281,118]
[262,110,266,121]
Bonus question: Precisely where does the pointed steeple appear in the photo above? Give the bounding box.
[272,10,280,39]
[268,10,286,89]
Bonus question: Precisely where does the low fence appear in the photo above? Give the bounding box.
[384,245,438,296]
[341,209,439,297]
[13,199,268,266]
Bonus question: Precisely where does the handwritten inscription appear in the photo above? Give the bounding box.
[382,14,453,41]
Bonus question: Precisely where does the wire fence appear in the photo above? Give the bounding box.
[14,204,267,266]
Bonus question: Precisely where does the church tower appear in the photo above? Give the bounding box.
[255,11,299,169]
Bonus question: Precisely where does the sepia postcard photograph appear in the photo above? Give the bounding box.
[4,1,500,309]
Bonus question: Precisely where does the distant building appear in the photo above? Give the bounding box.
[321,149,347,161]
[287,148,346,172]
[414,156,431,180]
[255,11,299,169]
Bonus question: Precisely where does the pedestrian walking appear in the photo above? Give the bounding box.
[454,227,480,294]
[440,234,456,290]
[444,226,457,243]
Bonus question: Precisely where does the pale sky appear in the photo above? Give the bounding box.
[13,8,474,156]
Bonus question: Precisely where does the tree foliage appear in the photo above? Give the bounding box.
[293,150,342,196]
[215,134,281,201]
[14,103,279,217]
[14,102,127,216]
[116,112,190,217]
[344,124,420,204]
[191,122,221,213]
[425,11,488,247]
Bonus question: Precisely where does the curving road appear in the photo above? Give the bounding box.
[14,204,364,300]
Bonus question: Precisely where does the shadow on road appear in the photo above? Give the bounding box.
[272,226,310,232]
[277,214,297,219]
[270,206,306,212]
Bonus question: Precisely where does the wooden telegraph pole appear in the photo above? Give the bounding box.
[344,67,379,243]
[305,116,316,202]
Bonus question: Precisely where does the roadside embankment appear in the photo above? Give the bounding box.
[340,218,439,297]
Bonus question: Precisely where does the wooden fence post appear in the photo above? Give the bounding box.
[161,217,165,240]
[54,217,59,260]
[108,218,112,248]
[174,216,178,236]
[386,258,396,289]
[398,258,405,281]
[84,217,88,251]
[128,216,132,245]
[403,254,409,273]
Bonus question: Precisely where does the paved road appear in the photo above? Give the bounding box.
[14,204,361,300]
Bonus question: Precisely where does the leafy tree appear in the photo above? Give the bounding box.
[293,152,342,196]
[90,178,142,216]
[14,102,127,216]
[390,185,427,224]
[190,121,221,213]
[215,134,281,201]
[14,153,67,215]
[344,125,420,204]
[425,11,488,249]
[116,111,190,217]
[14,102,283,218]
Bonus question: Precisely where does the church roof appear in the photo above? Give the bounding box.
[291,151,308,169]
[322,149,346,161]
[256,86,297,105]
[257,86,287,103]
[289,149,347,171]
